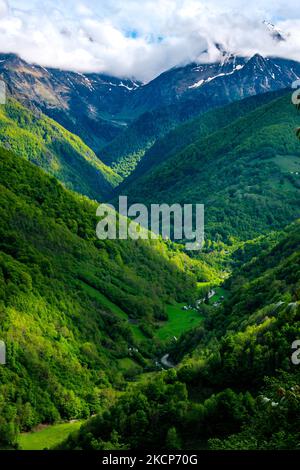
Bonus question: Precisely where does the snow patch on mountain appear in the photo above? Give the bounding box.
[188,79,205,89]
[188,63,245,89]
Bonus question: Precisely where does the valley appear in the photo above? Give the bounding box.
[118,92,300,241]
[0,44,299,452]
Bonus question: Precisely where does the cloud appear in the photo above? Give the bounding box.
[0,0,300,81]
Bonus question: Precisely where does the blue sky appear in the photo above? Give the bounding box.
[1,0,300,80]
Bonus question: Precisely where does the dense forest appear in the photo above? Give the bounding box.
[0,48,299,453]
[0,99,120,199]
[119,92,300,241]
[106,89,287,180]
[59,221,300,450]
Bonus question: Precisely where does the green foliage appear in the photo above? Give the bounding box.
[0,147,203,447]
[121,93,300,241]
[209,373,300,450]
[102,89,286,179]
[59,371,253,450]
[165,427,182,450]
[1,88,299,452]
[101,104,199,178]
[0,99,120,199]
[128,89,288,181]
[60,221,300,450]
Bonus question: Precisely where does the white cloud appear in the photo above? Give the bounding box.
[0,0,300,81]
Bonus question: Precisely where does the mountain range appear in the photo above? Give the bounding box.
[100,53,300,176]
[0,53,140,152]
[115,90,300,241]
[2,51,300,166]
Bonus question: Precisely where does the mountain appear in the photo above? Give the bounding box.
[117,92,300,241]
[0,53,141,152]
[263,20,287,42]
[120,53,248,118]
[2,51,300,176]
[101,54,300,176]
[124,53,300,117]
[0,146,208,447]
[100,101,203,177]
[59,220,300,450]
[116,89,288,185]
[0,98,120,200]
[1,48,300,452]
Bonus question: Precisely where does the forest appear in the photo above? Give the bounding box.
[59,221,300,450]
[0,146,215,447]
[0,62,299,452]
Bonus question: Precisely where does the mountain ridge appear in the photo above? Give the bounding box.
[116,92,300,241]
[2,51,300,163]
[100,54,300,177]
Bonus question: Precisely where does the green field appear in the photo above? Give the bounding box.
[210,286,228,303]
[117,357,143,375]
[155,303,204,341]
[19,421,83,450]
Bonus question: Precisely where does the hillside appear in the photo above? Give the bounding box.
[101,54,300,177]
[59,220,300,450]
[2,52,300,167]
[0,147,211,447]
[119,93,300,241]
[114,89,288,183]
[0,98,120,199]
[0,53,139,151]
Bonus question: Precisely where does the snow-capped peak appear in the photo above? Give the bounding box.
[263,20,287,42]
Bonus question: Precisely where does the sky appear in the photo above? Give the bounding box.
[0,0,300,81]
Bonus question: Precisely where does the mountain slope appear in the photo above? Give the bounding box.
[123,54,300,118]
[101,55,300,177]
[116,89,288,185]
[0,147,207,447]
[100,103,198,178]
[59,220,300,450]
[0,53,140,152]
[2,52,300,171]
[0,98,120,199]
[119,93,300,241]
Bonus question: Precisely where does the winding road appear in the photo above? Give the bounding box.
[160,353,175,368]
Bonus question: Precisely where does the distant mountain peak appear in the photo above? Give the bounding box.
[248,53,268,64]
[263,20,287,42]
[214,43,237,64]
